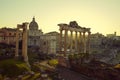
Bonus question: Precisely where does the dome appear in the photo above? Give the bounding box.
[29,17,38,30]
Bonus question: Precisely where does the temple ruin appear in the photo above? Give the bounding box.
[58,21,91,56]
[15,22,29,64]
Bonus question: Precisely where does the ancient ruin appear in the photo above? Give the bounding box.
[58,21,91,56]
[15,22,29,64]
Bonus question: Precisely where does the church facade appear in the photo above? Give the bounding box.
[28,17,58,54]
[0,17,58,54]
[28,17,43,47]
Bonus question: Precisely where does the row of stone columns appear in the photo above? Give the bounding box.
[59,29,91,56]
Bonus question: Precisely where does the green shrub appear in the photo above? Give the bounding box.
[48,59,58,67]
[0,59,29,77]
[31,64,40,72]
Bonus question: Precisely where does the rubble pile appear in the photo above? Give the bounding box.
[69,58,120,80]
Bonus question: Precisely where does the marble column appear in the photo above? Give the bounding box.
[83,32,86,53]
[87,32,91,54]
[79,32,82,53]
[75,31,78,53]
[59,29,63,52]
[15,26,19,58]
[70,31,73,53]
[22,23,28,62]
[64,29,68,56]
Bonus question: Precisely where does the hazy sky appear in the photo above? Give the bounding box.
[0,0,120,35]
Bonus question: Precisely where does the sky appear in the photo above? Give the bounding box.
[0,0,120,35]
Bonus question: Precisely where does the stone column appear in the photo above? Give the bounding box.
[64,29,68,56]
[79,32,82,53]
[22,23,28,62]
[87,32,91,54]
[83,32,86,53]
[70,31,73,53]
[59,29,63,52]
[75,31,78,53]
[15,26,19,58]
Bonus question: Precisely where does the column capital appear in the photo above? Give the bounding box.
[75,31,78,33]
[83,31,86,33]
[88,31,91,33]
[59,28,63,31]
[88,31,91,34]
[83,31,86,35]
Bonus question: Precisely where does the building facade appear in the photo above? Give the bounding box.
[0,28,22,45]
[28,17,43,47]
[28,17,60,54]
[0,17,61,54]
[90,32,104,49]
[41,31,59,54]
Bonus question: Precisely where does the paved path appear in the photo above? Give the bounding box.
[57,67,95,80]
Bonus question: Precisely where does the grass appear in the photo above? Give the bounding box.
[29,73,40,80]
[22,75,31,80]
[0,59,31,77]
[0,58,56,79]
